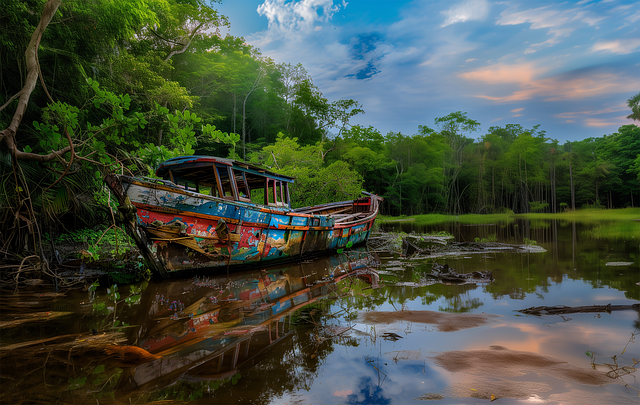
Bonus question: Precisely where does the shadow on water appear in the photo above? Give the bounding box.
[1,218,639,404]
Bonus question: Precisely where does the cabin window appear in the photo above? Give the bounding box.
[215,166,235,199]
[262,179,290,207]
[233,169,251,202]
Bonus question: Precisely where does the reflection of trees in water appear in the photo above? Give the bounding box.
[386,219,639,301]
[194,318,336,404]
[343,273,485,313]
[439,297,483,313]
[345,376,391,405]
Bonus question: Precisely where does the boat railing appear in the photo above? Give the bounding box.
[136,176,183,189]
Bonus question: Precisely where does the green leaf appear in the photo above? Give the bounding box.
[68,376,87,390]
[93,364,105,374]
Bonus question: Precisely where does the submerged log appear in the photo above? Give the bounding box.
[518,303,640,316]
[429,263,493,284]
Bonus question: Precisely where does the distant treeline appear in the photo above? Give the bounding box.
[320,117,640,215]
[1,0,639,250]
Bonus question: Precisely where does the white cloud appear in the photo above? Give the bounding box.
[497,6,569,31]
[256,0,342,39]
[592,38,640,55]
[497,4,607,53]
[441,0,490,27]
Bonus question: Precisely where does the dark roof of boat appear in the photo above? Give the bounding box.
[156,155,295,183]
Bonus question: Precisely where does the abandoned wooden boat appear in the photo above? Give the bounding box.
[105,155,382,278]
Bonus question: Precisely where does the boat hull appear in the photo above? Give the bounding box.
[106,175,380,278]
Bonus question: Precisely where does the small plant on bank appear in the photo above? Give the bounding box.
[523,238,537,245]
[90,281,143,329]
[48,226,134,261]
[475,233,497,243]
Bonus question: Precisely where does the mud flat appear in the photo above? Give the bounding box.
[359,310,500,332]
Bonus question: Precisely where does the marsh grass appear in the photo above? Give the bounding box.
[377,213,516,226]
[522,207,640,222]
[377,208,640,226]
[583,221,640,240]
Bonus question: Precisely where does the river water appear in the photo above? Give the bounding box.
[1,218,638,404]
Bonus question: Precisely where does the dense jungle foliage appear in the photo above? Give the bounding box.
[1,0,639,257]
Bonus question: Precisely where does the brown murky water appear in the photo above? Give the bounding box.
[1,219,638,404]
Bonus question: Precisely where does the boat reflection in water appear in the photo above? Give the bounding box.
[121,248,379,394]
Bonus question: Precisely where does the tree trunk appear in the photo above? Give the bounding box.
[569,158,575,210]
[232,92,236,135]
[1,0,63,156]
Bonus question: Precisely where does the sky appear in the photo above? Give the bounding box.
[216,0,640,142]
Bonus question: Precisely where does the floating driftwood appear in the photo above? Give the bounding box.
[368,231,545,258]
[518,303,640,316]
[428,263,493,284]
[402,237,425,257]
[0,311,73,329]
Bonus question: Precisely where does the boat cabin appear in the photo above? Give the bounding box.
[156,156,294,208]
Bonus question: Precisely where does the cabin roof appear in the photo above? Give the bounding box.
[156,155,295,183]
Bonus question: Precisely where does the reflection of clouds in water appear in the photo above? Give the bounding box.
[321,356,448,402]
[592,295,629,302]
[333,389,353,398]
[345,376,391,405]
[481,318,638,366]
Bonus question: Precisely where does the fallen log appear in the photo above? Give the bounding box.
[518,303,640,316]
[429,263,493,284]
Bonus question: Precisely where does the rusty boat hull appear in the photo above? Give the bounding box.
[106,156,381,278]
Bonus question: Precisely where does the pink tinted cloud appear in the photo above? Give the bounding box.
[554,104,628,119]
[585,116,629,127]
[460,63,638,102]
[334,390,353,398]
[459,63,540,84]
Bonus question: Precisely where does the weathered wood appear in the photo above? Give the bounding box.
[518,303,640,316]
[0,311,73,329]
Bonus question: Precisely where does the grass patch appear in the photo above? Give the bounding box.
[377,213,515,226]
[377,208,640,226]
[519,207,640,222]
[583,221,640,240]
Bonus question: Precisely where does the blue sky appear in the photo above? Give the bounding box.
[217,0,640,142]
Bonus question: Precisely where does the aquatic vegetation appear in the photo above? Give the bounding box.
[474,233,497,243]
[585,328,640,395]
[522,207,640,222]
[583,221,640,240]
